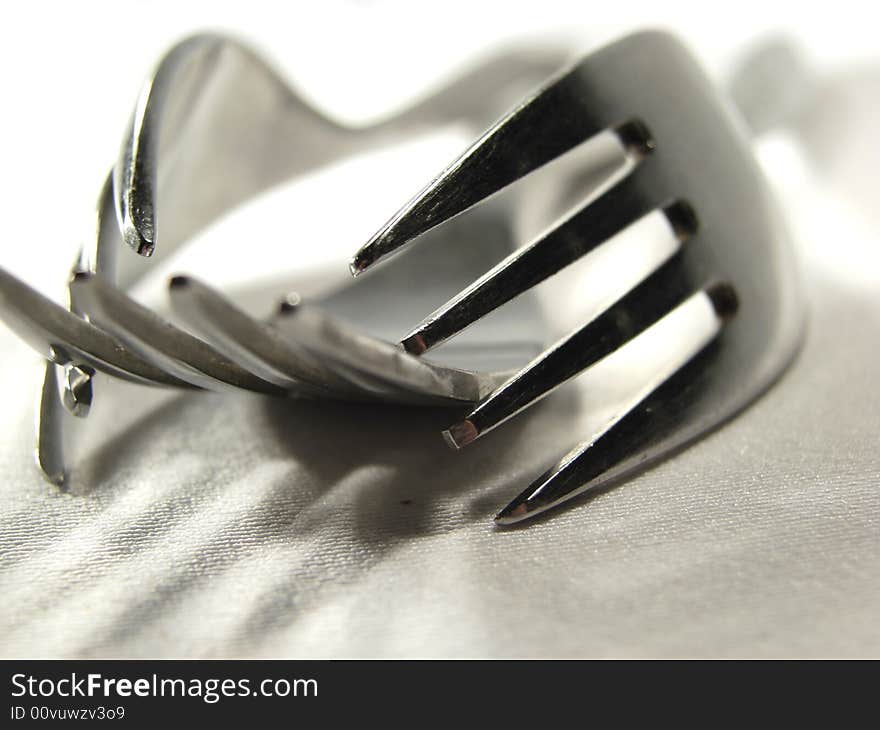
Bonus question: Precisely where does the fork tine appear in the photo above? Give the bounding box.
[349,56,654,276]
[442,221,697,449]
[273,300,506,403]
[0,266,192,388]
[399,178,687,356]
[167,275,361,397]
[35,363,70,487]
[494,283,739,524]
[114,37,230,256]
[69,273,283,394]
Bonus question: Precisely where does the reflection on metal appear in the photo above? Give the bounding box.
[355,31,804,523]
[0,32,803,525]
[0,33,563,488]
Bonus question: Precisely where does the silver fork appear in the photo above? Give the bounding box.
[0,31,803,526]
[348,30,805,523]
[0,33,566,485]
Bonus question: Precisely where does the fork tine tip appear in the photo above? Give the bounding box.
[494,500,532,525]
[442,419,479,450]
[400,333,428,355]
[348,247,378,277]
[121,219,155,258]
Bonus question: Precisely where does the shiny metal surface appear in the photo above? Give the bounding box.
[0,267,190,388]
[1,34,563,486]
[354,31,805,523]
[69,273,283,394]
[0,31,803,525]
[170,275,506,404]
[495,284,739,523]
[441,206,692,449]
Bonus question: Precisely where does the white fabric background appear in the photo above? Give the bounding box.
[0,1,878,657]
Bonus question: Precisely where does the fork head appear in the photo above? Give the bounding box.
[0,33,570,487]
[350,30,805,523]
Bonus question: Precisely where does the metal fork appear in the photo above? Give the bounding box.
[348,30,805,523]
[0,33,565,485]
[0,31,803,526]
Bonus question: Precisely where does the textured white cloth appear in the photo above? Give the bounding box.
[0,2,878,658]
[1,252,877,658]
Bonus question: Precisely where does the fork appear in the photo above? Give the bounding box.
[0,31,803,524]
[0,33,565,485]
[348,30,805,523]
